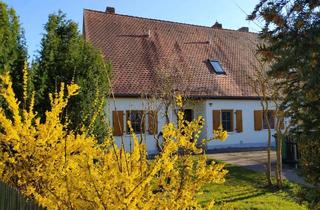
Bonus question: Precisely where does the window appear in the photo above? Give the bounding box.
[213,110,238,132]
[221,110,233,132]
[126,110,145,134]
[209,60,225,74]
[263,110,275,129]
[183,109,193,122]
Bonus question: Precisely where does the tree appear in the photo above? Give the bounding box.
[150,64,193,124]
[32,11,110,140]
[144,63,194,152]
[249,59,274,186]
[249,0,320,187]
[250,57,288,188]
[0,72,227,209]
[145,65,228,153]
[0,1,28,107]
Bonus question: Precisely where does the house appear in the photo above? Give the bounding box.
[83,7,279,154]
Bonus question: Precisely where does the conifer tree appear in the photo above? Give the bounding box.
[32,11,110,139]
[0,1,28,107]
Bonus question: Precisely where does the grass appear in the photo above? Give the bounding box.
[198,163,308,210]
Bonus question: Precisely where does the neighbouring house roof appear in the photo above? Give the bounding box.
[83,8,261,99]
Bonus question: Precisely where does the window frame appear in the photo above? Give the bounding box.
[262,110,275,129]
[221,109,234,132]
[208,60,226,75]
[126,110,145,134]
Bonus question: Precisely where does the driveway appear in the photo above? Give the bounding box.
[207,150,311,187]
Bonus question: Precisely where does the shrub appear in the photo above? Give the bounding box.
[0,71,227,209]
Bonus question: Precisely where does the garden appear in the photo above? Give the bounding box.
[0,0,320,209]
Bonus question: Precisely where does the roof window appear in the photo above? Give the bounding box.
[209,60,225,74]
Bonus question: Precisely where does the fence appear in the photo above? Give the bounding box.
[0,181,44,210]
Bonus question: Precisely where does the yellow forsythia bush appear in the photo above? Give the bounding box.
[0,71,227,209]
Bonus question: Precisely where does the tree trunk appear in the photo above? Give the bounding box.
[275,132,283,188]
[267,127,273,186]
[262,101,273,186]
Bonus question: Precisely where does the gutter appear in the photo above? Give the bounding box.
[111,93,262,100]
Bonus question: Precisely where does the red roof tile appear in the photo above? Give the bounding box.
[83,9,260,98]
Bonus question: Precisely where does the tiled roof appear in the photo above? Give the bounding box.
[83,9,260,98]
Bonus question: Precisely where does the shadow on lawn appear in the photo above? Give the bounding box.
[214,166,271,204]
[206,160,271,187]
[201,164,284,203]
[215,189,267,204]
[201,161,313,209]
[225,165,268,186]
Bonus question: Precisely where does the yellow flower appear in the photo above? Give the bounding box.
[175,95,183,108]
[0,70,227,210]
[213,125,228,141]
[22,61,28,104]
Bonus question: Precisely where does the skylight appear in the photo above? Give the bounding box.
[209,60,225,74]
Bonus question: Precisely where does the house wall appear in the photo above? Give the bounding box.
[106,98,207,154]
[204,99,276,150]
[106,98,164,154]
[184,100,207,140]
[106,98,277,154]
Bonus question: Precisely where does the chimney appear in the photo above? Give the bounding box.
[212,21,222,29]
[147,29,151,38]
[105,7,115,14]
[238,27,249,32]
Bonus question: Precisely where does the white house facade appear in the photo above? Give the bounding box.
[106,98,278,154]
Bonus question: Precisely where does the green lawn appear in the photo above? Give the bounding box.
[198,164,308,210]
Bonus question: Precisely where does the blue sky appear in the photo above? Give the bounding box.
[5,0,261,60]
